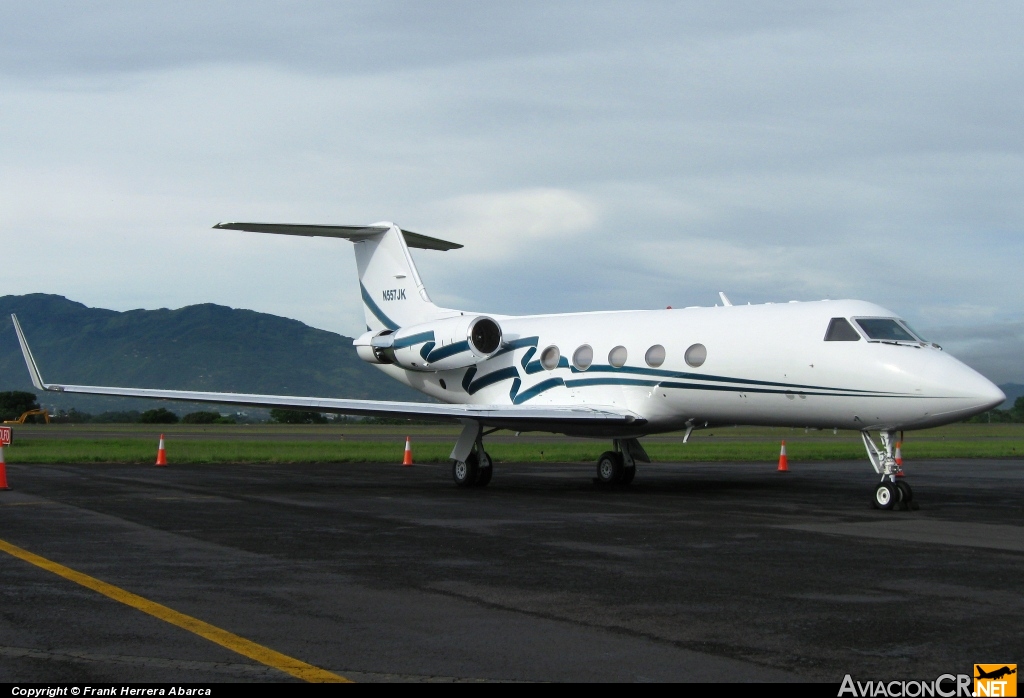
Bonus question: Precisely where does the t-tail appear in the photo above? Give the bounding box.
[213,221,462,330]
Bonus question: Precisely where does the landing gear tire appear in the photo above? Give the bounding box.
[895,480,915,510]
[453,454,479,487]
[453,451,492,488]
[596,451,624,484]
[872,482,897,510]
[475,451,493,487]
[620,465,636,485]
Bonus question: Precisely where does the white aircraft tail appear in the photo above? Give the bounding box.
[214,221,462,330]
[351,223,456,330]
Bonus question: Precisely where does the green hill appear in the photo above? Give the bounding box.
[0,294,424,417]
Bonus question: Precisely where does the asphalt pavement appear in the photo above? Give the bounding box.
[1,457,1021,682]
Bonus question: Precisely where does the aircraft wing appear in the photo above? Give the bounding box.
[11,315,641,430]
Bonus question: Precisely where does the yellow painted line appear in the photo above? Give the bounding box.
[0,537,349,683]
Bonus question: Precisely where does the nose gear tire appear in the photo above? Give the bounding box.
[872,482,897,510]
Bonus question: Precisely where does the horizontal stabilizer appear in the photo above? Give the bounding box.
[213,222,463,251]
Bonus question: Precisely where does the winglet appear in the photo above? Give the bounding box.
[11,315,48,391]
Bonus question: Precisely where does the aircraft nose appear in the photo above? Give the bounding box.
[977,379,1007,411]
[963,368,1005,412]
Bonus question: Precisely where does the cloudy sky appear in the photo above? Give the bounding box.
[1,2,1022,383]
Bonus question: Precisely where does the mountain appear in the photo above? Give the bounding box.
[0,294,424,416]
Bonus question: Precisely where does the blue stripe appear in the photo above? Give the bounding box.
[656,381,907,398]
[564,377,659,389]
[393,330,435,349]
[427,340,470,362]
[520,347,537,371]
[524,359,545,375]
[466,366,520,395]
[419,342,435,360]
[513,377,565,405]
[524,354,569,374]
[462,366,477,392]
[559,376,915,398]
[509,378,522,402]
[359,283,398,331]
[569,363,888,395]
[493,336,539,359]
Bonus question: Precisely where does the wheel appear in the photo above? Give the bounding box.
[453,453,479,487]
[596,451,623,484]
[872,482,897,510]
[620,465,636,485]
[894,480,913,510]
[475,451,493,487]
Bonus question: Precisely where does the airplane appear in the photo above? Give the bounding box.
[11,221,1005,507]
[976,667,1016,680]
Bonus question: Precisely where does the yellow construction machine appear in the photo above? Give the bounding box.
[3,409,51,424]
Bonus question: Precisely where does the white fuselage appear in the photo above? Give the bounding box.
[374,299,1003,437]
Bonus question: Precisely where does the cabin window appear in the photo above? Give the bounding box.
[854,318,919,342]
[540,345,561,370]
[645,344,666,368]
[824,317,861,341]
[608,345,628,368]
[684,343,707,367]
[572,345,593,370]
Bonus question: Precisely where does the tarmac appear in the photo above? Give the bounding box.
[1,457,1021,683]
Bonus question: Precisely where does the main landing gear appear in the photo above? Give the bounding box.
[451,420,494,488]
[448,423,652,489]
[861,429,917,511]
[453,449,493,487]
[594,438,649,486]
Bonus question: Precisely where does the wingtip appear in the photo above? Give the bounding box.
[10,314,46,391]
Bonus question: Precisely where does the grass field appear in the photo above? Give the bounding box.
[3,423,1023,464]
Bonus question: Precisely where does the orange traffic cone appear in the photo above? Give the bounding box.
[894,441,904,476]
[777,440,789,472]
[0,445,10,490]
[155,434,168,467]
[402,436,413,466]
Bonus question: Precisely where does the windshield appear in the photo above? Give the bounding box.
[854,318,920,342]
[900,321,928,342]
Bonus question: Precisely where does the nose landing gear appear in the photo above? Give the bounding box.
[862,430,917,510]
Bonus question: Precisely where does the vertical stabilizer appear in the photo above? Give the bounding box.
[354,223,453,331]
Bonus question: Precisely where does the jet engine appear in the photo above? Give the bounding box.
[354,315,503,371]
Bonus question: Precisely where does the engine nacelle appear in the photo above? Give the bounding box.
[353,316,503,372]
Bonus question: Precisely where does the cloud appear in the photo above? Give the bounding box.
[0,3,1022,381]
[423,188,598,261]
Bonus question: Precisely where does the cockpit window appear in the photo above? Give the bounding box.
[854,318,920,342]
[900,321,928,342]
[824,318,861,341]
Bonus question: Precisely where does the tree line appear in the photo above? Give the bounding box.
[967,397,1024,423]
